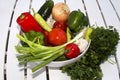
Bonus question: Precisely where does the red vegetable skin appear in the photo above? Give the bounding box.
[65,43,80,59]
[44,31,52,46]
[16,12,44,33]
[53,21,67,31]
[48,28,67,46]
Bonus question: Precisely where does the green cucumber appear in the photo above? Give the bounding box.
[38,0,54,20]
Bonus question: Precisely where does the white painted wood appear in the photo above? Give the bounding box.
[84,0,105,27]
[98,0,120,31]
[116,41,120,71]
[6,0,30,80]
[110,0,120,17]
[27,0,47,80]
[0,0,120,80]
[98,0,120,76]
[66,0,85,14]
[53,0,64,4]
[109,0,120,68]
[27,64,47,80]
[49,67,71,80]
[84,0,120,80]
[0,0,16,80]
[101,61,120,80]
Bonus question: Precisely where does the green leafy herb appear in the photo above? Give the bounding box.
[61,26,120,80]
[21,30,45,46]
[90,26,119,64]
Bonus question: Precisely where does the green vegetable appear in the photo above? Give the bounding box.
[21,30,45,46]
[90,26,120,63]
[16,34,65,72]
[81,16,89,26]
[32,9,52,32]
[16,28,86,72]
[66,27,72,42]
[38,0,54,20]
[62,57,103,80]
[68,10,87,33]
[61,26,120,80]
[84,27,93,41]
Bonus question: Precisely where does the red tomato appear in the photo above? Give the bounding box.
[65,43,80,59]
[43,31,51,46]
[53,21,67,31]
[48,28,67,46]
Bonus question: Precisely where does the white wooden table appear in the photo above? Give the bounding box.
[0,0,120,80]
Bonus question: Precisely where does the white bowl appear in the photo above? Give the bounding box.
[18,27,91,68]
[47,41,91,67]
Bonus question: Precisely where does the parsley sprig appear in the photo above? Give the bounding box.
[61,26,120,80]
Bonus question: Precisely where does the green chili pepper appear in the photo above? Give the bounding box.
[32,8,52,32]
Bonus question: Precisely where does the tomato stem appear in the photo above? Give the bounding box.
[20,14,25,20]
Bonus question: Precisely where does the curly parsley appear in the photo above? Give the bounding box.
[61,26,120,80]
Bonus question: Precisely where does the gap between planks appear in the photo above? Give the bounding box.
[3,0,120,80]
[3,0,18,80]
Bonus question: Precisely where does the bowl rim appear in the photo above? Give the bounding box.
[49,40,91,63]
[18,28,91,67]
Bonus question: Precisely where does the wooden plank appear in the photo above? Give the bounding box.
[2,0,119,80]
[49,67,70,80]
[66,0,85,13]
[0,0,16,80]
[85,0,119,80]
[27,0,47,80]
[84,0,105,27]
[27,63,47,80]
[109,0,120,20]
[53,0,64,4]
[101,61,120,80]
[81,0,119,80]
[6,0,31,80]
[109,0,120,70]
[116,42,120,77]
[98,0,120,77]
[98,0,120,31]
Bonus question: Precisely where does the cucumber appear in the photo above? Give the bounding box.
[38,0,54,20]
